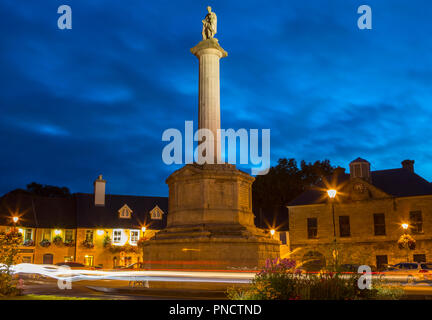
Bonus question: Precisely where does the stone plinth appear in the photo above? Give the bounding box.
[142,164,280,270]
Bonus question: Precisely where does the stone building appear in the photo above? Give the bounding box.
[288,158,432,270]
[0,175,168,268]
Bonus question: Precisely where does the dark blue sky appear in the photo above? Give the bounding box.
[1,0,431,196]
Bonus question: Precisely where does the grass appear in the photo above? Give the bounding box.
[0,294,102,300]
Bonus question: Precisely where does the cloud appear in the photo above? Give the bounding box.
[0,0,431,197]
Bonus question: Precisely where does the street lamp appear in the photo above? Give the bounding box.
[270,229,275,236]
[402,223,409,231]
[12,216,19,223]
[327,190,337,238]
[327,189,338,269]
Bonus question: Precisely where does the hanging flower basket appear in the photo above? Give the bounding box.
[53,236,64,246]
[398,234,416,250]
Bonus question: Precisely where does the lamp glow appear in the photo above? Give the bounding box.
[270,229,275,236]
[97,230,104,236]
[12,217,19,223]
[18,228,23,234]
[402,223,409,230]
[327,189,337,199]
[141,226,146,232]
[54,229,61,235]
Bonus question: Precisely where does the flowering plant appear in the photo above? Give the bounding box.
[64,239,75,247]
[398,234,416,250]
[39,239,51,247]
[81,240,94,249]
[53,235,63,246]
[23,239,34,247]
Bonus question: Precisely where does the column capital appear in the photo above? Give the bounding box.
[190,38,228,58]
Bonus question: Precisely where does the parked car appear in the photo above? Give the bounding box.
[380,262,432,283]
[119,262,147,270]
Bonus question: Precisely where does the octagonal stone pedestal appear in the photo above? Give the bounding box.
[142,163,280,270]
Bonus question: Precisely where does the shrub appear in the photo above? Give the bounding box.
[0,228,23,297]
[227,258,400,300]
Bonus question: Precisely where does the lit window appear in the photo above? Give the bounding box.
[24,229,33,241]
[85,230,94,243]
[130,230,140,245]
[43,229,52,241]
[65,230,74,242]
[150,205,164,220]
[118,204,132,219]
[84,255,94,267]
[113,230,122,243]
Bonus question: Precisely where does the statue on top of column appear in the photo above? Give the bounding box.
[202,6,217,40]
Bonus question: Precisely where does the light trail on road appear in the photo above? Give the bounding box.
[7,263,257,284]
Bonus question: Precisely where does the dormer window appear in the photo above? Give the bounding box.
[118,204,132,219]
[150,205,164,220]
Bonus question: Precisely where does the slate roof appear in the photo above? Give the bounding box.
[0,191,168,230]
[289,168,432,206]
[75,193,168,229]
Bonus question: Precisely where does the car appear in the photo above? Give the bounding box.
[119,262,147,270]
[380,262,432,283]
[55,262,102,270]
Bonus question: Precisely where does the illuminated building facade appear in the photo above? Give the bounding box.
[0,176,168,268]
[288,158,432,270]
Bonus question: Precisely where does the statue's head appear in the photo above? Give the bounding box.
[207,6,212,13]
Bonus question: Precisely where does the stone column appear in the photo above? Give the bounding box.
[191,38,228,164]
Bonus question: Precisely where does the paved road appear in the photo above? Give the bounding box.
[20,278,228,300]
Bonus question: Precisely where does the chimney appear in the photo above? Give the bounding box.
[402,160,414,173]
[94,174,106,206]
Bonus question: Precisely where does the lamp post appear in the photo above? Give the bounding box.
[327,189,338,269]
[401,223,411,262]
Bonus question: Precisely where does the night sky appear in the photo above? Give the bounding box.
[1,0,431,197]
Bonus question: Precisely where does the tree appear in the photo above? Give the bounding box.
[0,228,22,296]
[26,182,71,197]
[253,158,335,209]
[252,158,335,228]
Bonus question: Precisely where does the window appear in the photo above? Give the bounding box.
[353,164,361,177]
[373,213,386,236]
[22,256,32,263]
[307,218,317,239]
[279,232,287,245]
[85,230,94,243]
[130,230,140,245]
[339,216,350,237]
[409,211,423,234]
[24,229,33,241]
[150,205,164,220]
[84,255,94,267]
[118,204,132,219]
[113,230,122,244]
[42,229,51,241]
[65,230,74,242]
[413,254,426,263]
[376,255,388,271]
